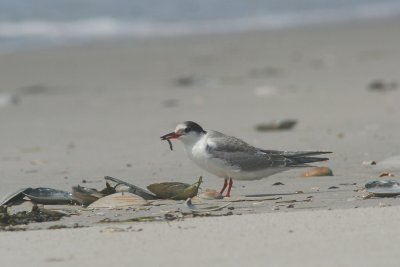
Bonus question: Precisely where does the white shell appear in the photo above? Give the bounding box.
[365,180,400,196]
[198,189,224,200]
[88,192,147,209]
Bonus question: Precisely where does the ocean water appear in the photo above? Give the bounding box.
[0,0,400,52]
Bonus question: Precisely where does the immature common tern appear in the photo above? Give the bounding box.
[161,121,331,197]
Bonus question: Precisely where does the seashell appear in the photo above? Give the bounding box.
[255,119,297,132]
[365,180,400,197]
[185,198,230,213]
[0,188,32,206]
[104,176,157,200]
[362,160,376,166]
[379,172,394,177]
[147,177,202,200]
[198,189,223,200]
[72,185,104,206]
[301,167,333,177]
[23,188,73,205]
[88,192,147,209]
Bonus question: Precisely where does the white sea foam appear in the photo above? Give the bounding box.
[0,2,399,48]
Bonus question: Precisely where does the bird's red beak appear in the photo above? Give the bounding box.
[160,132,181,140]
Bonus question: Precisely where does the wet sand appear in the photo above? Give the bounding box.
[1,16,400,266]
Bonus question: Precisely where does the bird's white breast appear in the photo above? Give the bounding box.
[184,136,232,178]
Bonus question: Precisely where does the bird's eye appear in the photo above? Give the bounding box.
[184,127,191,133]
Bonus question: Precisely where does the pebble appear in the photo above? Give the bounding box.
[301,167,333,177]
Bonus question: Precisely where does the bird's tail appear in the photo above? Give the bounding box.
[285,151,332,166]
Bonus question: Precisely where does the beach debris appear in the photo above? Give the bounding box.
[198,189,224,200]
[0,205,66,228]
[72,185,105,206]
[23,188,74,205]
[379,172,394,177]
[276,198,312,204]
[88,192,147,209]
[362,160,376,166]
[104,176,157,200]
[185,198,231,213]
[368,80,397,92]
[164,211,184,221]
[147,177,202,200]
[173,74,215,88]
[374,155,400,171]
[0,93,19,108]
[339,183,357,186]
[0,188,32,206]
[272,182,284,186]
[328,186,339,189]
[174,75,197,86]
[364,180,400,197]
[254,119,297,132]
[301,167,333,177]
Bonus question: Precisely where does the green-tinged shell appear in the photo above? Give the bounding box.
[147,177,203,200]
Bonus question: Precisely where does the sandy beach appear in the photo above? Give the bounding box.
[1,16,400,266]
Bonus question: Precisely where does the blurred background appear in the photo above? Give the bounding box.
[1,0,400,52]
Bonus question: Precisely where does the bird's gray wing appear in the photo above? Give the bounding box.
[205,133,293,171]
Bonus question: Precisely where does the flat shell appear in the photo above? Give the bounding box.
[0,188,32,206]
[88,192,147,208]
[104,176,157,200]
[23,187,73,205]
[365,180,400,196]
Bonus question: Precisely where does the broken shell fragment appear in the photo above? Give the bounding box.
[104,176,157,200]
[88,192,147,209]
[362,160,376,166]
[147,177,202,200]
[364,180,400,197]
[0,188,32,206]
[379,172,394,177]
[301,167,333,177]
[23,188,74,205]
[185,198,230,213]
[198,189,223,200]
[72,185,105,206]
[255,119,297,132]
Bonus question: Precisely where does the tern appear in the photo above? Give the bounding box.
[161,121,331,197]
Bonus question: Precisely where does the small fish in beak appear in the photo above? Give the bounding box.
[160,132,181,151]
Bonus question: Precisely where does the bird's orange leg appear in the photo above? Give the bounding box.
[220,178,228,194]
[225,178,233,197]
